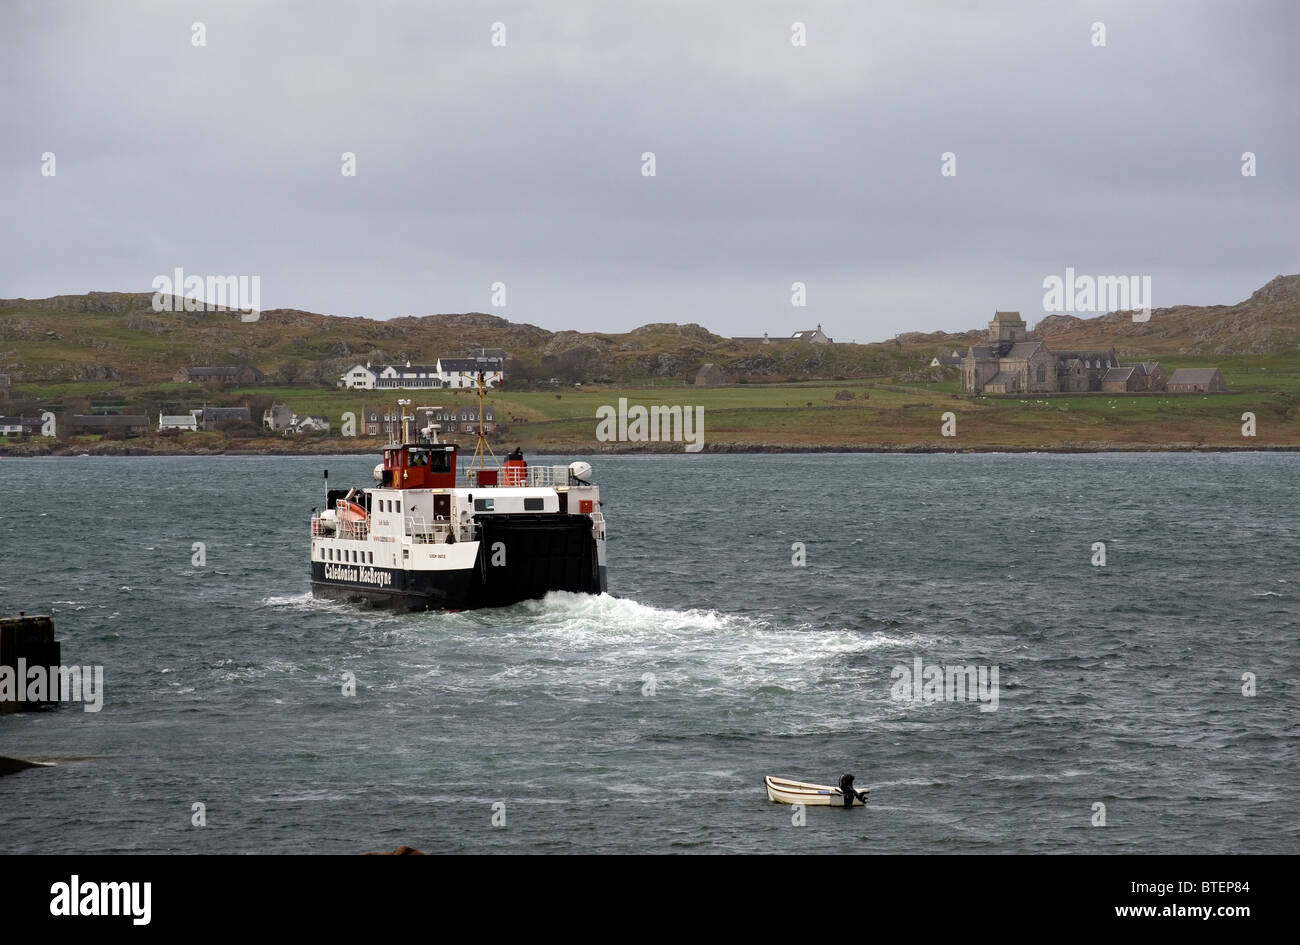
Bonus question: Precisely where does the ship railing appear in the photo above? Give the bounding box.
[524,465,573,488]
[405,509,476,544]
[589,509,607,541]
[338,518,370,541]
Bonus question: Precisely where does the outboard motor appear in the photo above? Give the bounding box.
[838,773,858,808]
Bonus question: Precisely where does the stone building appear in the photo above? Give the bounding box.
[1053,351,1121,392]
[1167,368,1226,393]
[263,403,294,432]
[962,311,1162,395]
[174,365,265,385]
[963,312,1060,394]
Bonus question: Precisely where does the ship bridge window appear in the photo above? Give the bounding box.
[524,498,544,511]
[407,448,452,472]
[474,498,494,511]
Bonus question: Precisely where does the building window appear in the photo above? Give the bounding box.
[524,498,544,511]
[474,498,494,511]
[1037,365,1045,383]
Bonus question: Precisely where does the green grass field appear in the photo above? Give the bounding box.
[4,375,1297,453]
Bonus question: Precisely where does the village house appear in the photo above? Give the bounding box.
[339,357,504,391]
[70,415,150,437]
[930,351,963,367]
[291,415,331,433]
[1166,368,1227,393]
[262,403,294,432]
[0,416,42,436]
[190,406,252,431]
[791,324,833,344]
[158,412,198,432]
[362,405,400,437]
[173,365,265,385]
[695,363,725,386]
[732,325,833,345]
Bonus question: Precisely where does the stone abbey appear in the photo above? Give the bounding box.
[962,311,1165,395]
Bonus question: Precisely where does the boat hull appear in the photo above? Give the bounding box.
[311,514,606,611]
[765,775,867,807]
[310,564,608,611]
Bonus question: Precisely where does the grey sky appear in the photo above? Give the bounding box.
[2,0,1296,341]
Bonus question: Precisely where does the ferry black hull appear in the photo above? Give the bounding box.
[311,514,606,612]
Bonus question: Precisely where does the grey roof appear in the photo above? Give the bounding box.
[1168,368,1222,384]
[1054,350,1117,366]
[383,363,440,373]
[438,357,503,372]
[1103,366,1137,383]
[1006,341,1046,359]
[969,345,995,359]
[73,415,149,426]
[196,407,251,419]
[992,311,1024,322]
[985,371,1018,386]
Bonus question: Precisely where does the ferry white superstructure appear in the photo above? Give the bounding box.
[309,397,607,610]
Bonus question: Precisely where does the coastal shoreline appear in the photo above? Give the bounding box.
[3,443,1299,457]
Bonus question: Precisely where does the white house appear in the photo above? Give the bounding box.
[159,412,198,432]
[339,363,378,389]
[338,357,504,390]
[791,324,833,344]
[292,415,331,433]
[437,357,503,388]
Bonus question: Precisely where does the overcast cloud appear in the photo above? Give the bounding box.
[2,0,1297,340]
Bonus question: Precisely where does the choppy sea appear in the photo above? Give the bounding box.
[1,453,1297,853]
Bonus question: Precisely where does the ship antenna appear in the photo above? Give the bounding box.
[461,370,499,471]
[397,399,413,445]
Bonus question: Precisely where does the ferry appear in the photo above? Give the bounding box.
[310,381,607,610]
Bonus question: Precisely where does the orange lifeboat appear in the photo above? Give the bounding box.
[337,499,367,522]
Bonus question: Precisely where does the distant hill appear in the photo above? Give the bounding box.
[1032,274,1300,356]
[896,274,1300,358]
[1,275,1296,389]
[0,291,912,387]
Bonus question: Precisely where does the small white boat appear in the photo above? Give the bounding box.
[765,774,868,807]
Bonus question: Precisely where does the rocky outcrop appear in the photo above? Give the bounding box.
[73,364,121,381]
